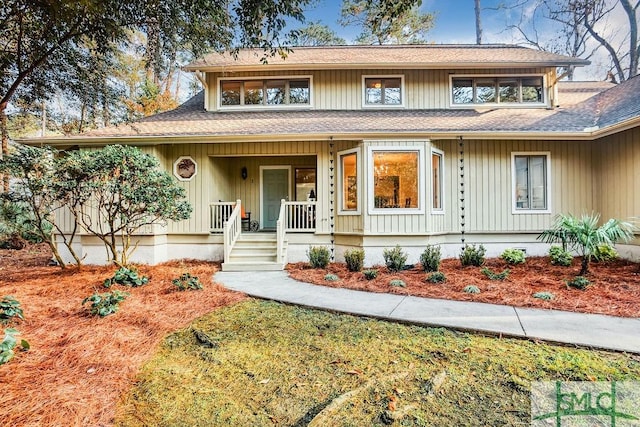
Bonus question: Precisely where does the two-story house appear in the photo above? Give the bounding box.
[26,44,640,270]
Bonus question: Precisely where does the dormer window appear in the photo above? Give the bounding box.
[219,77,311,109]
[363,75,404,107]
[451,76,544,106]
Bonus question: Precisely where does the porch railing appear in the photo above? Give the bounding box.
[276,199,286,264]
[284,200,316,232]
[210,201,235,233]
[223,199,242,262]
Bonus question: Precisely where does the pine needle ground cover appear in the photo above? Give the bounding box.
[0,249,244,427]
[117,300,640,426]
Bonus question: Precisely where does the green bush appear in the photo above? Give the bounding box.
[344,248,365,272]
[324,273,339,282]
[463,285,481,294]
[0,296,24,324]
[566,276,591,290]
[0,328,30,365]
[593,244,618,263]
[82,290,129,317]
[389,279,406,287]
[459,244,486,267]
[426,271,446,283]
[533,291,555,300]
[420,245,441,272]
[481,267,510,281]
[307,246,330,269]
[363,269,378,280]
[172,273,203,291]
[549,246,573,267]
[500,248,526,265]
[103,267,149,288]
[383,245,408,272]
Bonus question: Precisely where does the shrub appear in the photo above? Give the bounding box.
[533,291,555,300]
[82,290,129,317]
[420,245,441,272]
[172,273,203,291]
[593,244,618,263]
[324,273,339,282]
[538,213,634,275]
[566,276,591,290]
[0,296,24,324]
[426,271,446,284]
[383,245,408,272]
[459,244,486,267]
[0,328,30,365]
[463,285,481,294]
[500,248,526,265]
[307,246,330,269]
[103,267,149,288]
[344,248,365,272]
[363,269,378,280]
[481,267,510,281]
[549,246,573,267]
[389,279,406,287]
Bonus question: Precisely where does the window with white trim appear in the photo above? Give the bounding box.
[431,149,444,211]
[220,77,311,107]
[452,76,544,105]
[512,152,550,212]
[370,149,421,210]
[363,76,404,106]
[338,149,359,214]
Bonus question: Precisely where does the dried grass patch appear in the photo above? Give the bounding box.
[116,300,640,426]
[0,248,244,427]
[288,257,640,317]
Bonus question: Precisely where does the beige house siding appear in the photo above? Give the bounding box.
[460,139,594,233]
[206,68,555,111]
[159,141,332,234]
[594,127,640,223]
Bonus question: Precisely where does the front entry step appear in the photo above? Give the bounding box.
[221,232,286,272]
[221,261,285,272]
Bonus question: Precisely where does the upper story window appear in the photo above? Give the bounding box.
[219,77,311,108]
[451,76,544,106]
[363,76,404,107]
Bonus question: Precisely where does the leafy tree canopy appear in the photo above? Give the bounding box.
[291,21,346,46]
[339,0,435,44]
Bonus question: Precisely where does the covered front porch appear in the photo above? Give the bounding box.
[210,199,317,271]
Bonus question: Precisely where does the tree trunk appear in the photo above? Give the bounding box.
[1,103,9,192]
[579,255,589,276]
[475,0,483,44]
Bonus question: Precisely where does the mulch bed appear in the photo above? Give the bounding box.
[0,245,244,427]
[287,257,640,318]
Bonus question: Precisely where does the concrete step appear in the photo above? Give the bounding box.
[221,261,285,272]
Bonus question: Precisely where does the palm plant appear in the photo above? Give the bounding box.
[538,213,635,275]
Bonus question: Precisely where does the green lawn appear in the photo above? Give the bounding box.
[116,300,640,426]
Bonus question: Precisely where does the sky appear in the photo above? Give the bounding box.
[302,0,515,45]
[297,0,615,81]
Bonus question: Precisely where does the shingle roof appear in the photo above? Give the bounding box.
[592,74,640,128]
[184,44,590,71]
[23,79,639,143]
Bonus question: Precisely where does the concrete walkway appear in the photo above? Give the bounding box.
[214,271,640,354]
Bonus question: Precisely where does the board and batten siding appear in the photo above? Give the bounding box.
[159,141,332,234]
[594,127,640,225]
[454,139,594,234]
[206,68,555,111]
